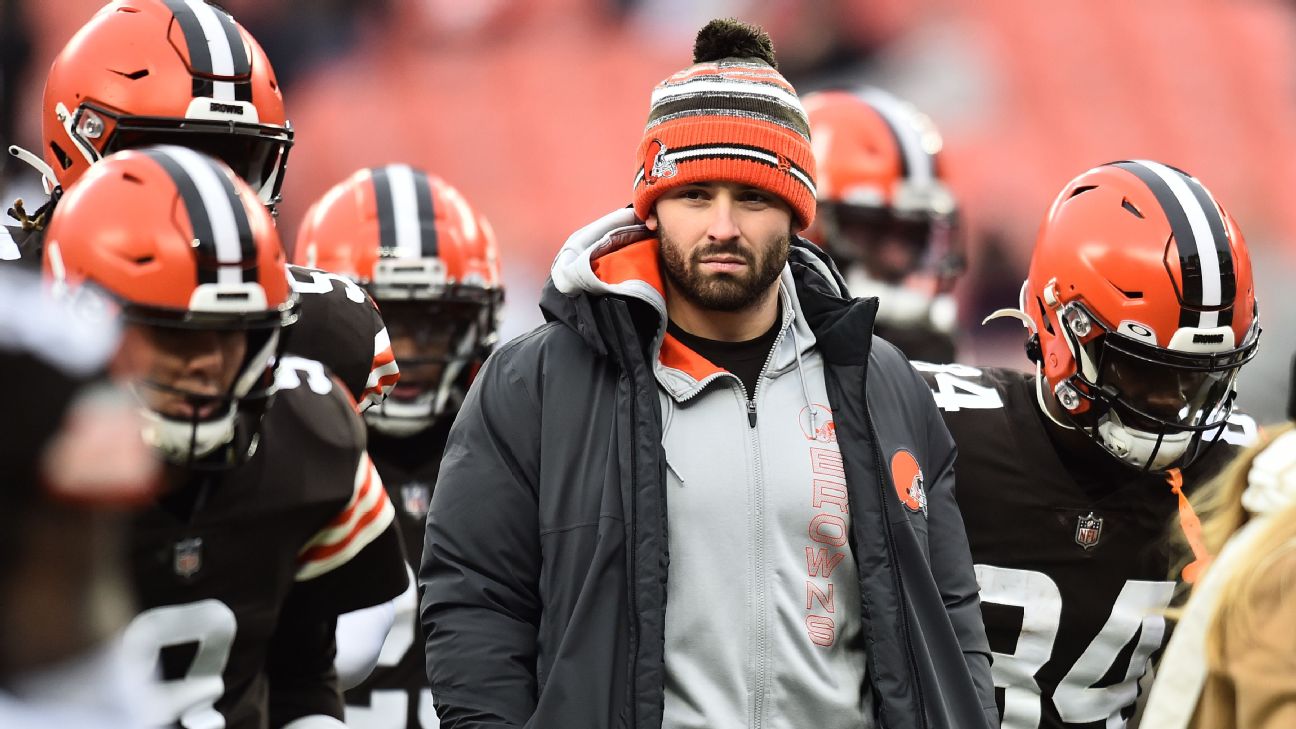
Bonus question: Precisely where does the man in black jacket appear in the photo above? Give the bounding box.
[420,18,997,729]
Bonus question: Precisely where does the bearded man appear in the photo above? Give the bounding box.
[418,18,997,729]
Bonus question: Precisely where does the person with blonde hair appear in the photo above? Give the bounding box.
[1141,356,1296,728]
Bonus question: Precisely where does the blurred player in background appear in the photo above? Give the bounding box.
[916,160,1260,729]
[804,87,963,362]
[42,147,409,729]
[6,0,399,409]
[295,164,503,729]
[0,267,158,729]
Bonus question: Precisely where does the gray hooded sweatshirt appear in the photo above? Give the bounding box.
[557,238,872,727]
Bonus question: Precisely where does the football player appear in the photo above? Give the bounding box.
[6,0,398,409]
[914,160,1260,729]
[0,267,158,729]
[42,146,410,729]
[294,164,503,728]
[803,87,964,363]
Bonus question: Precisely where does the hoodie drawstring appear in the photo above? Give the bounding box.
[789,323,819,435]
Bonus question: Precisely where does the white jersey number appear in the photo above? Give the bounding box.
[121,599,238,729]
[288,267,368,304]
[275,355,335,395]
[974,565,1173,729]
[1219,412,1259,447]
[912,362,1005,412]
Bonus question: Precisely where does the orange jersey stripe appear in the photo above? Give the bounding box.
[299,494,392,564]
[322,457,380,531]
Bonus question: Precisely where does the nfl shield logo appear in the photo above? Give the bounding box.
[402,483,431,520]
[173,537,203,580]
[1075,512,1103,550]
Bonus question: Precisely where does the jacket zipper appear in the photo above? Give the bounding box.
[859,374,928,729]
[738,315,788,729]
[667,297,793,418]
[656,301,791,728]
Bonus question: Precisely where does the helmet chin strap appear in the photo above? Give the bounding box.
[1096,410,1190,471]
[136,398,237,463]
[367,322,480,438]
[366,394,436,437]
[846,266,955,332]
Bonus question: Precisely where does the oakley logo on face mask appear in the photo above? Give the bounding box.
[1117,320,1156,343]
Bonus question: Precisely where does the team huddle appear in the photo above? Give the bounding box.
[1,3,1279,729]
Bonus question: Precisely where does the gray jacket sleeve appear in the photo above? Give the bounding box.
[922,389,1000,728]
[419,350,543,727]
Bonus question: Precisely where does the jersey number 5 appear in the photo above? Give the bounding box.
[974,564,1173,729]
[288,268,368,304]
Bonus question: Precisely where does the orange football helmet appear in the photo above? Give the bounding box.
[294,165,502,436]
[1015,160,1259,471]
[804,88,960,283]
[37,0,291,208]
[43,145,297,467]
[804,88,963,362]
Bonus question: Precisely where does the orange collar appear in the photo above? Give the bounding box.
[589,238,724,381]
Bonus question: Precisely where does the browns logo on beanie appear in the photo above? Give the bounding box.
[632,18,817,230]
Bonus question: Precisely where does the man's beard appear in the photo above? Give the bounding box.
[659,227,790,312]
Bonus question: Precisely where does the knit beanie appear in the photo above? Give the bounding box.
[632,18,817,230]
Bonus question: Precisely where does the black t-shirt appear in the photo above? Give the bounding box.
[666,312,781,398]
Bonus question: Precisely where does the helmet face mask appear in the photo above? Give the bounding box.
[88,106,293,208]
[821,202,959,286]
[129,329,262,466]
[368,298,493,437]
[294,165,504,437]
[1052,301,1257,471]
[1021,160,1261,473]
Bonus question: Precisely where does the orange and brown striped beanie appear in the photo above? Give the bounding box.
[633,18,817,230]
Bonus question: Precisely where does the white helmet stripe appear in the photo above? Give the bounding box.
[177,0,241,101]
[859,88,933,185]
[152,146,248,285]
[1131,160,1224,329]
[384,164,424,260]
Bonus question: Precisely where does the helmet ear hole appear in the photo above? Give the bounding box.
[1035,296,1055,335]
[50,142,73,170]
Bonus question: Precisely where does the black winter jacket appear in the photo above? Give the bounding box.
[420,235,998,729]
